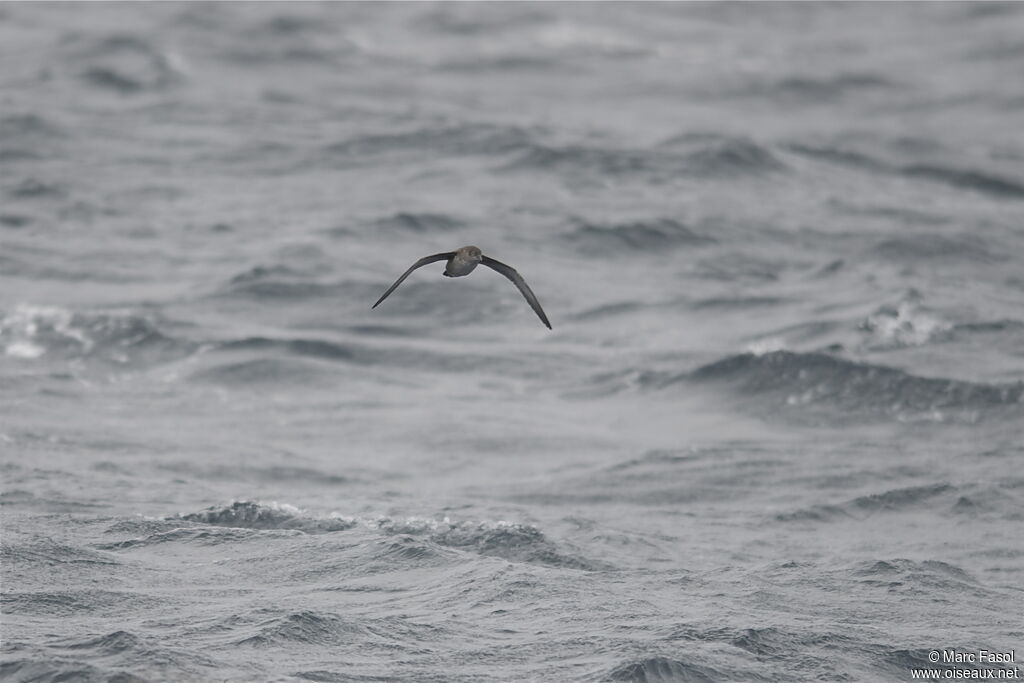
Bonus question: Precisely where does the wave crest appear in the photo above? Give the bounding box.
[179,501,356,533]
[158,502,601,569]
[691,351,1023,422]
[609,656,727,683]
[0,304,194,367]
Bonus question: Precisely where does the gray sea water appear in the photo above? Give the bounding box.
[2,3,1024,682]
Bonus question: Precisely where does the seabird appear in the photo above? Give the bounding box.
[372,246,552,329]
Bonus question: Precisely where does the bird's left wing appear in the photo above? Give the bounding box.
[372,252,454,309]
[480,255,552,329]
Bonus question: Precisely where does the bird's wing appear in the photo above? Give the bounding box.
[372,252,455,309]
[480,255,552,329]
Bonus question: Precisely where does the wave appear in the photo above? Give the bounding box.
[869,234,1006,264]
[192,336,387,385]
[150,502,601,570]
[718,72,898,105]
[849,559,997,606]
[0,213,32,227]
[745,321,843,352]
[324,122,535,163]
[0,303,452,382]
[666,623,859,679]
[59,33,187,94]
[61,630,218,672]
[371,211,465,233]
[217,336,357,362]
[727,626,842,660]
[1,590,161,618]
[954,319,1024,334]
[213,606,445,656]
[560,217,716,254]
[1,630,219,683]
[208,11,363,66]
[828,198,949,226]
[508,134,784,180]
[858,295,1024,349]
[0,113,66,140]
[257,14,331,36]
[218,264,361,300]
[770,73,897,102]
[0,149,43,163]
[608,656,730,683]
[571,301,646,322]
[222,41,358,68]
[1,536,119,567]
[420,5,551,37]
[951,486,1023,519]
[901,164,1024,199]
[236,611,367,648]
[440,54,565,73]
[385,517,603,570]
[179,501,356,533]
[499,142,652,178]
[35,630,217,681]
[0,304,196,367]
[667,621,1015,681]
[777,483,956,522]
[691,296,785,310]
[666,134,788,176]
[859,297,953,349]
[160,461,353,486]
[189,333,533,386]
[0,658,118,683]
[8,178,66,199]
[853,558,977,585]
[97,526,299,551]
[689,351,1023,423]
[0,114,66,163]
[785,142,886,171]
[787,142,1024,199]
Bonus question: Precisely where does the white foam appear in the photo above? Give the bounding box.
[5,341,45,359]
[0,303,92,358]
[862,301,951,348]
[746,337,786,356]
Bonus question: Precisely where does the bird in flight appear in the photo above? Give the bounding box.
[372,245,552,329]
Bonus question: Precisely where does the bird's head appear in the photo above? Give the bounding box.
[462,245,483,262]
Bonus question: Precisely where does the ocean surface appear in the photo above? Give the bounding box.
[2,3,1024,681]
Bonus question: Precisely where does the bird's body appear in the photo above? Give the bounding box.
[372,245,552,329]
[442,246,482,277]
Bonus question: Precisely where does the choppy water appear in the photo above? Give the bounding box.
[2,3,1024,682]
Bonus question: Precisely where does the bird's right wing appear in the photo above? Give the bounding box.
[372,252,454,308]
[480,255,552,329]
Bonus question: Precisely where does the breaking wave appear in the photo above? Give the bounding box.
[179,501,357,533]
[0,304,196,367]
[148,501,603,570]
[858,295,953,349]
